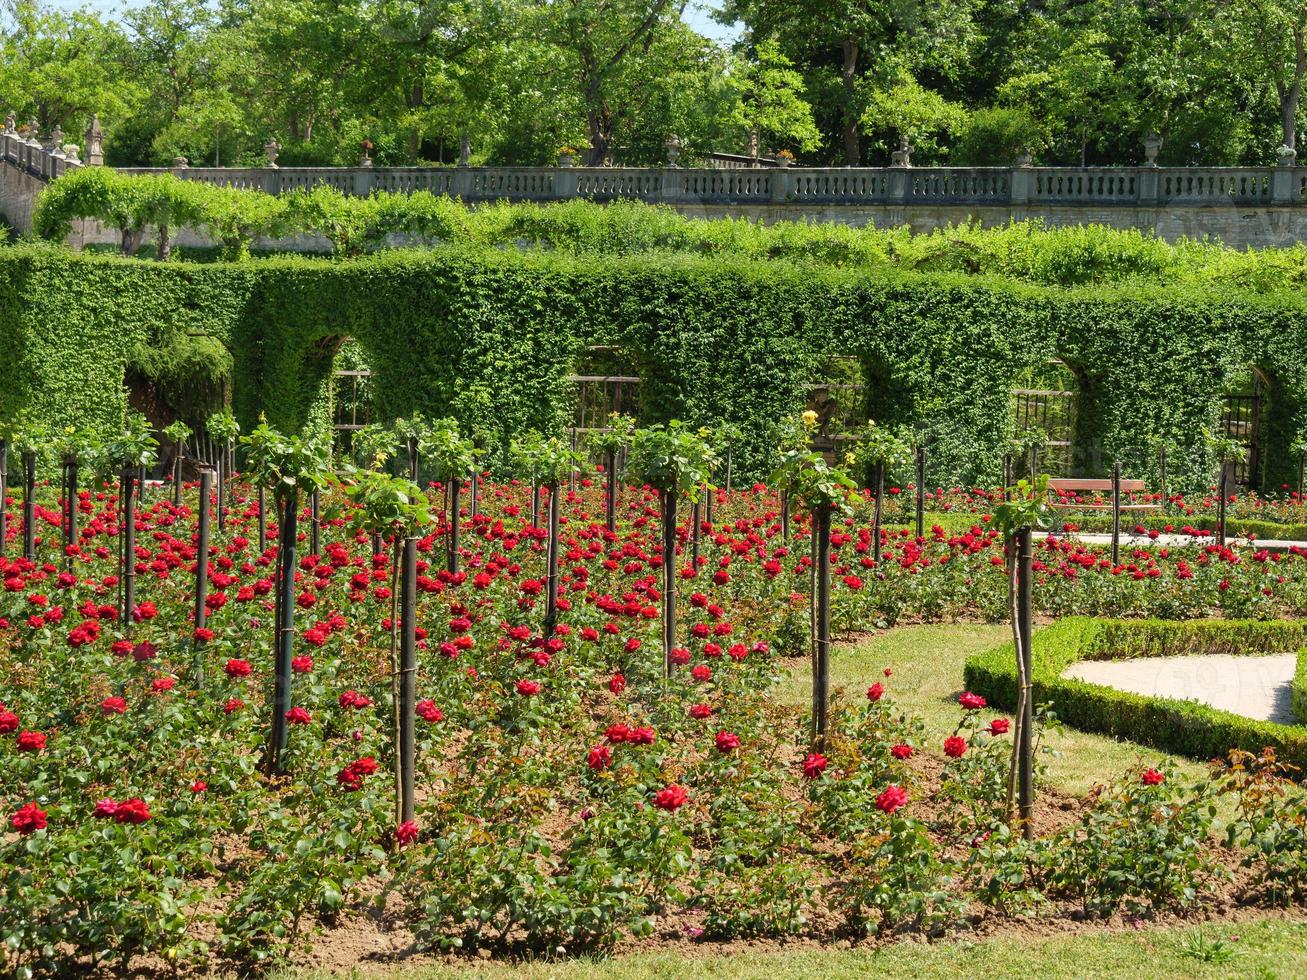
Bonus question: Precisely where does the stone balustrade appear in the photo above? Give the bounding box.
[6,115,1307,247]
[105,160,1307,209]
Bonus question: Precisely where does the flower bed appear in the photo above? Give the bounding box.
[7,477,1307,972]
[964,618,1307,769]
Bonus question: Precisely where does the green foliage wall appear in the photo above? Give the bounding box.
[2,243,1306,488]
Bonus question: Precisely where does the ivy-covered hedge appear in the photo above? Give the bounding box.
[1,241,1306,486]
[964,617,1307,770]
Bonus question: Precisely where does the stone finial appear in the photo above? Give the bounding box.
[172,155,189,169]
[4,113,14,135]
[359,139,373,167]
[62,144,80,164]
[1015,150,1033,168]
[1277,144,1297,168]
[84,114,104,165]
[264,137,280,168]
[665,133,682,168]
[458,133,471,167]
[890,136,913,168]
[49,124,63,151]
[1143,131,1163,167]
[26,117,38,139]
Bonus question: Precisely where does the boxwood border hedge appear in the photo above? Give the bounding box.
[2,240,1307,487]
[964,617,1307,771]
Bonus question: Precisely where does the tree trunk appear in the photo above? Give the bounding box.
[840,38,861,166]
[156,224,171,262]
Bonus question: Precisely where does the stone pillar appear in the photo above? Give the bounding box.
[554,164,578,200]
[769,166,792,203]
[452,166,474,200]
[1138,166,1160,206]
[84,115,104,165]
[1273,145,1297,204]
[352,168,374,197]
[1010,154,1032,205]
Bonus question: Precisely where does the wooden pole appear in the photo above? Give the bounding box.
[448,476,462,574]
[605,448,617,534]
[915,444,925,539]
[0,440,7,557]
[812,503,832,749]
[1111,461,1121,566]
[661,488,677,678]
[398,535,417,825]
[780,489,790,542]
[544,481,560,637]
[1016,525,1035,840]
[121,465,137,630]
[1159,446,1169,506]
[267,490,298,775]
[691,497,702,569]
[257,484,267,554]
[193,468,212,642]
[216,445,226,531]
[1218,462,1229,548]
[873,461,884,564]
[64,456,79,565]
[310,488,321,556]
[569,428,578,493]
[22,451,36,560]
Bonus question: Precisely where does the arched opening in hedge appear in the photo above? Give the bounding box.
[1220,365,1274,489]
[329,339,375,456]
[124,331,233,478]
[1011,358,1079,477]
[566,345,645,433]
[806,355,865,461]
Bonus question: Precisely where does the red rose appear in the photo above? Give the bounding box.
[100,696,127,715]
[688,703,713,719]
[866,682,884,702]
[943,735,967,758]
[0,709,17,734]
[285,706,311,725]
[958,692,986,710]
[224,697,245,714]
[291,656,314,674]
[132,642,157,661]
[876,785,908,814]
[10,801,47,834]
[627,726,655,745]
[151,677,175,693]
[191,780,208,793]
[988,718,1010,736]
[396,820,419,846]
[416,700,444,723]
[715,730,740,753]
[1141,768,1165,786]
[94,798,119,819]
[114,797,152,824]
[515,679,541,697]
[891,743,913,760]
[691,664,712,682]
[225,658,253,678]
[802,752,828,780]
[652,784,688,811]
[16,730,46,752]
[587,744,612,770]
[608,673,626,694]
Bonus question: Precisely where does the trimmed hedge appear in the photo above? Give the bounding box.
[964,617,1307,771]
[1295,649,1307,725]
[2,239,1307,486]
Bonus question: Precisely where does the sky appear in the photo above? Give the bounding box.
[45,0,745,45]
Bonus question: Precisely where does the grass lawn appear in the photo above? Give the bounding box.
[284,917,1307,978]
[775,623,1211,795]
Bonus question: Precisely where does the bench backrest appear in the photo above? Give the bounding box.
[1047,478,1148,493]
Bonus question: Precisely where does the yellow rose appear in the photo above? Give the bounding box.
[802,410,818,428]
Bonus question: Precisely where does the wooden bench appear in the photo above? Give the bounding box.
[1046,478,1161,512]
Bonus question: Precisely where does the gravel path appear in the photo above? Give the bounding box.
[1064,653,1299,725]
